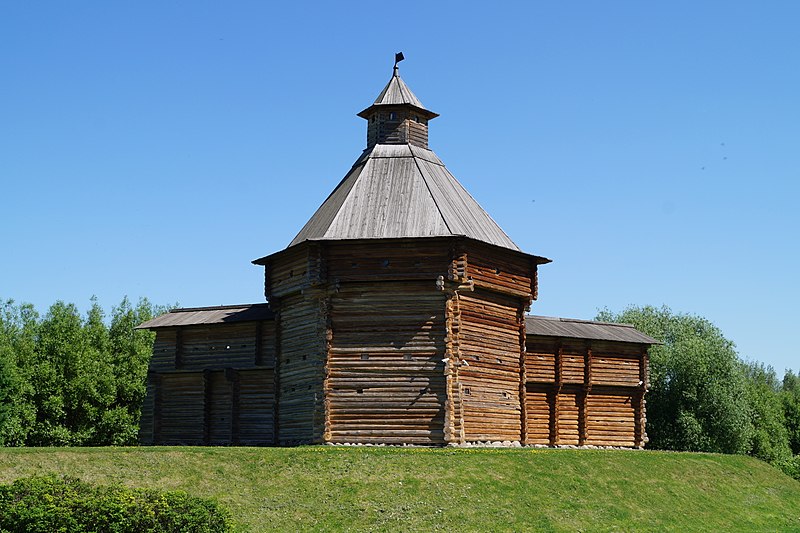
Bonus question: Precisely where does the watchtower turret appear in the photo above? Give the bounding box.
[357,56,438,149]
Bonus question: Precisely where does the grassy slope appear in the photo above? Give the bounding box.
[1,447,798,532]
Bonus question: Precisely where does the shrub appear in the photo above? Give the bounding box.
[775,455,800,482]
[0,475,231,533]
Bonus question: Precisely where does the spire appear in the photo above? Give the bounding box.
[357,54,438,149]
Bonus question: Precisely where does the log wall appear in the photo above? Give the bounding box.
[326,280,447,444]
[524,337,648,447]
[139,319,276,446]
[147,237,653,449]
[274,291,328,444]
[321,240,452,444]
[457,290,524,441]
[445,241,533,443]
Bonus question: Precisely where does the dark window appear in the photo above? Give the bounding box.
[389,111,397,121]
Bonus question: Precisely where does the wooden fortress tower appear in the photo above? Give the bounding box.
[138,59,655,447]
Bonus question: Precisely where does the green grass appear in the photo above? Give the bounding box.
[1,446,798,532]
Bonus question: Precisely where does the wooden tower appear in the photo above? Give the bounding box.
[253,61,551,445]
[137,58,655,449]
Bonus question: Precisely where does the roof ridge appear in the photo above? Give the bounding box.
[169,303,269,313]
[526,315,638,329]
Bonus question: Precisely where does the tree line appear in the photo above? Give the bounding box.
[0,298,798,480]
[0,297,163,446]
[598,305,799,480]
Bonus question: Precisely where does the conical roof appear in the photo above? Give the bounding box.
[289,144,520,251]
[357,67,438,119]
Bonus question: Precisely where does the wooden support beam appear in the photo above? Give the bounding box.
[175,328,184,369]
[443,292,458,444]
[152,373,162,445]
[226,368,241,445]
[579,345,592,446]
[203,369,212,445]
[518,306,528,445]
[555,344,563,389]
[273,312,281,445]
[635,345,650,447]
[323,300,333,443]
[548,387,558,446]
[551,343,563,446]
[254,321,263,366]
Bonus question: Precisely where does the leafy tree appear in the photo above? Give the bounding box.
[103,297,159,445]
[0,346,17,439]
[0,300,38,446]
[596,305,752,454]
[782,370,800,455]
[0,296,163,447]
[742,361,791,464]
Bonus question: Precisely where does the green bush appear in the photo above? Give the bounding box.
[776,455,800,482]
[0,475,231,533]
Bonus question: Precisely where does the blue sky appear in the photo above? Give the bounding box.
[2,2,798,374]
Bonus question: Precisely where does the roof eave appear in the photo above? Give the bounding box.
[356,103,439,120]
[255,235,550,265]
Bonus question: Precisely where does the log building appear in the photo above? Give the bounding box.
[138,60,656,447]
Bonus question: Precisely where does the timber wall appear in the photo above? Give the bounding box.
[142,238,649,448]
[327,281,447,444]
[265,242,328,444]
[445,242,533,443]
[140,320,276,445]
[524,337,648,447]
[323,240,451,444]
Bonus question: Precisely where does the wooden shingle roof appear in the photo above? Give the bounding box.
[136,304,273,329]
[137,305,657,346]
[289,143,522,251]
[525,316,659,344]
[357,67,438,120]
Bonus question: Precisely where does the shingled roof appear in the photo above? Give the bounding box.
[137,305,658,347]
[289,143,521,250]
[525,316,659,344]
[136,304,273,329]
[356,66,438,119]
[287,65,524,252]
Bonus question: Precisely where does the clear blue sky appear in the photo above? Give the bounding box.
[2,2,798,374]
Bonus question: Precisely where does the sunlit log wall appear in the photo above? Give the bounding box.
[139,317,276,445]
[261,237,543,446]
[263,239,454,445]
[442,242,536,443]
[141,238,649,448]
[524,336,649,447]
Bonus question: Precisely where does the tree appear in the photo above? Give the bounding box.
[102,297,159,445]
[782,370,800,456]
[0,296,163,447]
[742,361,791,464]
[596,305,752,454]
[0,300,38,446]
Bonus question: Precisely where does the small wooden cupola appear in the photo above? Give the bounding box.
[357,55,439,149]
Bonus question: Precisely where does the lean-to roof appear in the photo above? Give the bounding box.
[136,304,273,329]
[139,305,656,346]
[525,316,659,344]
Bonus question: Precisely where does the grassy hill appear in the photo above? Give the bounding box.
[1,446,798,532]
